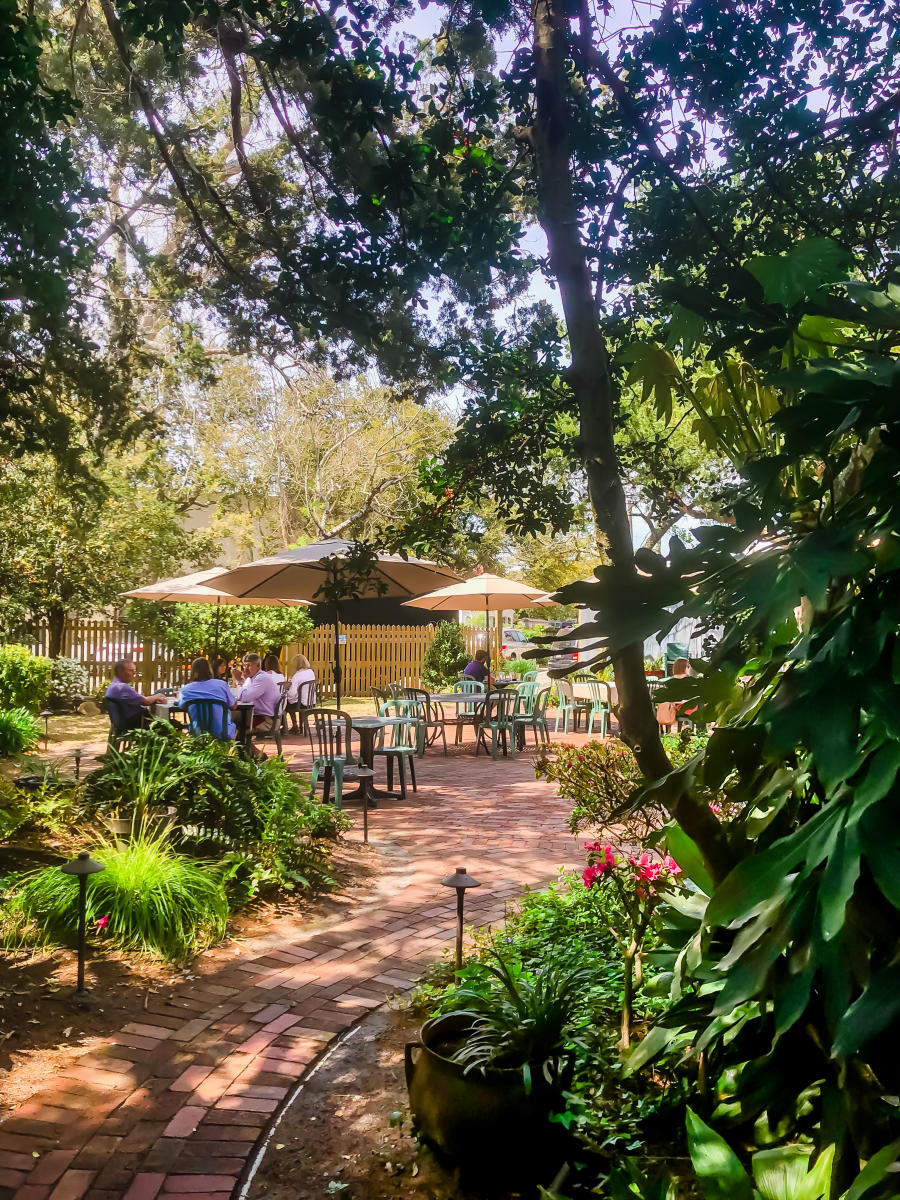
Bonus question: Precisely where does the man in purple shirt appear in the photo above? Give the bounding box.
[233,652,281,727]
[105,660,168,730]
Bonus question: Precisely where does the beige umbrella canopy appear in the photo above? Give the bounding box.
[121,568,308,607]
[208,539,460,709]
[403,572,557,665]
[121,568,308,660]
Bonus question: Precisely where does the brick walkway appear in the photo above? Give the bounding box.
[0,733,588,1200]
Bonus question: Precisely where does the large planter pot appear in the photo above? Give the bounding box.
[405,1013,568,1179]
[104,807,178,841]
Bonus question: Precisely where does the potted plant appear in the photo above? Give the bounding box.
[644,655,664,678]
[405,951,589,1179]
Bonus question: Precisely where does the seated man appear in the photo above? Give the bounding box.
[105,659,168,731]
[233,652,281,728]
[463,648,493,687]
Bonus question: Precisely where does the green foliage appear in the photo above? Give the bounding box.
[0,454,214,647]
[603,1112,899,1200]
[504,657,533,678]
[49,657,90,708]
[2,823,228,961]
[83,727,349,898]
[535,735,708,843]
[447,950,595,1088]
[0,708,42,758]
[124,600,314,662]
[0,645,52,711]
[421,621,469,689]
[571,285,900,1163]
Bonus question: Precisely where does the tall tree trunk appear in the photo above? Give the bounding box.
[46,606,65,659]
[531,0,732,882]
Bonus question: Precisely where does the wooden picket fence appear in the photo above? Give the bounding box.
[285,622,483,698]
[5,617,484,698]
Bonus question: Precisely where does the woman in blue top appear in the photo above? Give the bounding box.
[180,658,236,739]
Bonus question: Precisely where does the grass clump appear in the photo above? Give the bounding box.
[2,823,228,961]
[0,707,42,758]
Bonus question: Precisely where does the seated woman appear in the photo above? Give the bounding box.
[180,657,236,739]
[212,657,231,682]
[285,653,317,733]
[263,653,285,684]
[656,657,695,731]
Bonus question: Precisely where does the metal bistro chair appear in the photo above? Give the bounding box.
[513,686,552,748]
[286,679,317,735]
[581,677,612,737]
[104,696,141,751]
[306,708,371,809]
[247,691,289,756]
[374,701,419,797]
[445,678,485,745]
[399,686,447,756]
[554,677,592,734]
[475,689,519,760]
[180,697,232,742]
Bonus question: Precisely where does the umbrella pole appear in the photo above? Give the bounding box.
[214,603,220,661]
[333,565,342,713]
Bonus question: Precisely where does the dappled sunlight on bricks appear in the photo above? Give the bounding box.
[1,741,583,1199]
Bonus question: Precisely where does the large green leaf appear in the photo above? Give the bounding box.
[832,961,900,1056]
[664,823,714,896]
[752,1144,832,1200]
[842,1138,900,1200]
[745,238,852,307]
[685,1109,754,1200]
[706,803,844,929]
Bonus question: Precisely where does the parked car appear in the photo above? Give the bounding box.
[548,622,579,670]
[500,627,538,661]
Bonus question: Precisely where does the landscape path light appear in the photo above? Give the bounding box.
[60,851,105,1001]
[441,866,481,971]
[40,709,53,750]
[73,747,82,780]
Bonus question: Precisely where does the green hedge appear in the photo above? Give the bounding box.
[0,645,52,711]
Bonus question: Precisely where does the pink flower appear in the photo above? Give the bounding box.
[95,916,109,931]
[709,801,723,814]
[582,865,602,888]
[663,855,681,876]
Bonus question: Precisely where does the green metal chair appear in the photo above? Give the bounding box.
[521,669,538,683]
[553,677,591,733]
[475,689,519,759]
[375,701,419,797]
[399,686,446,755]
[448,678,484,744]
[306,708,356,809]
[513,686,552,747]
[583,678,612,737]
[515,679,539,716]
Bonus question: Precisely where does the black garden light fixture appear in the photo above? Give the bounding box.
[60,851,105,1001]
[40,709,53,749]
[441,866,481,971]
[73,748,82,780]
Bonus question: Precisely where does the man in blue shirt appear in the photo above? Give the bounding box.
[105,660,167,730]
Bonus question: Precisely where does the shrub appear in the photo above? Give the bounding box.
[505,657,533,678]
[422,621,469,689]
[0,707,42,758]
[535,734,708,842]
[49,657,90,709]
[0,645,52,711]
[3,823,229,960]
[83,727,350,898]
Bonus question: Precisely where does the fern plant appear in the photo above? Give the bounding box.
[0,707,42,758]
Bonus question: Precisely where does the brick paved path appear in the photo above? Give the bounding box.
[0,738,584,1200]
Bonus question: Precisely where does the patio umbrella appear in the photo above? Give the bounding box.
[205,540,460,710]
[121,568,307,659]
[402,573,557,668]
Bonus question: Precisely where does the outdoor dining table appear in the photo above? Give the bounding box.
[347,714,418,805]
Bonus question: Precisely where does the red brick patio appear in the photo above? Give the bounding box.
[0,729,593,1200]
